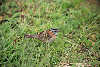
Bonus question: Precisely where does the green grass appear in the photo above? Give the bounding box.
[0,0,100,67]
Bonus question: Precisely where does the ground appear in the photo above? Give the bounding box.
[0,0,100,67]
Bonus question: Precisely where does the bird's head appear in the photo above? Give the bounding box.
[50,28,60,35]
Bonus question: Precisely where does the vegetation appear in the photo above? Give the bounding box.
[0,0,100,67]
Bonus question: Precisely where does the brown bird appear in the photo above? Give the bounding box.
[25,28,59,43]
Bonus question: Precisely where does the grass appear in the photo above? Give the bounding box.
[0,0,100,67]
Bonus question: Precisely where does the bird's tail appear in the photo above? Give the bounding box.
[24,34,38,38]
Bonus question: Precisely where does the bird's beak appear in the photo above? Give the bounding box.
[57,30,60,32]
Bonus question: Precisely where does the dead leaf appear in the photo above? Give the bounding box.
[0,16,3,21]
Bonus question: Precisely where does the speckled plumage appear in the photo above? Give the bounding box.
[25,28,59,43]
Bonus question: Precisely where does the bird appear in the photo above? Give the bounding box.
[25,28,59,43]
